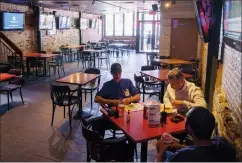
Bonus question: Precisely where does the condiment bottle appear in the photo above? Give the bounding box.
[127,110,130,123]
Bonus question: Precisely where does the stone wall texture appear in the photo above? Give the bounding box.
[212,45,242,161]
[199,42,208,91]
[40,8,80,52]
[0,2,37,52]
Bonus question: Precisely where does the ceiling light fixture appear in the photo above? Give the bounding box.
[92,0,95,5]
[164,1,171,8]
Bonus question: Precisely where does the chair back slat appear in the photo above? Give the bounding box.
[141,65,154,71]
[50,84,70,105]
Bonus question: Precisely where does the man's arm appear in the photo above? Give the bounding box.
[183,88,207,109]
[163,85,172,106]
[121,79,141,105]
[94,95,120,106]
[122,94,140,105]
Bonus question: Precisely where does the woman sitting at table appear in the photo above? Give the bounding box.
[164,68,207,113]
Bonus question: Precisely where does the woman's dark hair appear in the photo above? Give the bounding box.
[185,107,215,140]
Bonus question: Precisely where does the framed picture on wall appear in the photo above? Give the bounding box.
[80,18,88,30]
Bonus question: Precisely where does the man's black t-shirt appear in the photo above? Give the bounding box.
[165,137,236,162]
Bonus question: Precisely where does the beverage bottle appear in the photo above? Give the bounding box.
[127,110,130,123]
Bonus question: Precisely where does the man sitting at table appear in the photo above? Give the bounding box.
[93,63,140,137]
[95,62,140,106]
[155,107,236,162]
[164,68,207,113]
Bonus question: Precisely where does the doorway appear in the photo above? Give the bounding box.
[137,12,160,53]
[170,18,198,60]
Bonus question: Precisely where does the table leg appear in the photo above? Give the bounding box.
[44,58,47,75]
[26,58,30,74]
[141,141,148,162]
[74,85,94,119]
[160,81,165,103]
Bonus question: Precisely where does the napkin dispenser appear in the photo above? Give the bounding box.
[148,104,160,125]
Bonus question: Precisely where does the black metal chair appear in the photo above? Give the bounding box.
[81,119,134,162]
[134,73,161,102]
[82,68,101,110]
[0,77,24,111]
[81,51,94,68]
[150,60,161,69]
[48,52,65,78]
[50,84,80,130]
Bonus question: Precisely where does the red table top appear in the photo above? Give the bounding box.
[56,72,100,86]
[140,69,192,81]
[101,108,185,143]
[23,52,59,58]
[0,73,16,82]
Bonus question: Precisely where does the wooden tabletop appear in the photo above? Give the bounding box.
[83,49,104,53]
[0,73,16,82]
[140,69,192,81]
[24,52,60,58]
[101,108,185,143]
[63,45,86,49]
[56,72,100,86]
[154,59,194,65]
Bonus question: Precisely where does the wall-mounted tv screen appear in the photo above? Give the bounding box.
[193,0,210,43]
[1,12,25,31]
[39,14,54,30]
[223,1,241,42]
[58,16,71,29]
[80,18,89,30]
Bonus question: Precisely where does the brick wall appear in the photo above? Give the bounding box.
[213,45,242,161]
[40,8,80,52]
[0,2,38,52]
[159,1,201,57]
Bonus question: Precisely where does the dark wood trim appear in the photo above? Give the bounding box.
[35,6,41,52]
[204,0,223,106]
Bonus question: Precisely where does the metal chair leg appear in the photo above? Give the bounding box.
[51,103,56,126]
[68,105,72,131]
[64,106,66,118]
[7,93,10,111]
[19,87,24,104]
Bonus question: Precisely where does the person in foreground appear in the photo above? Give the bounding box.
[155,107,236,162]
[164,68,207,112]
[95,62,140,106]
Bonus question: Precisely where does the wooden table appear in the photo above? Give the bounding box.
[153,59,194,69]
[24,52,60,75]
[56,72,100,118]
[140,69,192,102]
[101,108,185,162]
[64,45,86,49]
[0,73,16,82]
[83,49,104,67]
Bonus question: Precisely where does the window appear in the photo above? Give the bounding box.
[124,12,133,36]
[105,14,113,36]
[114,14,123,36]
